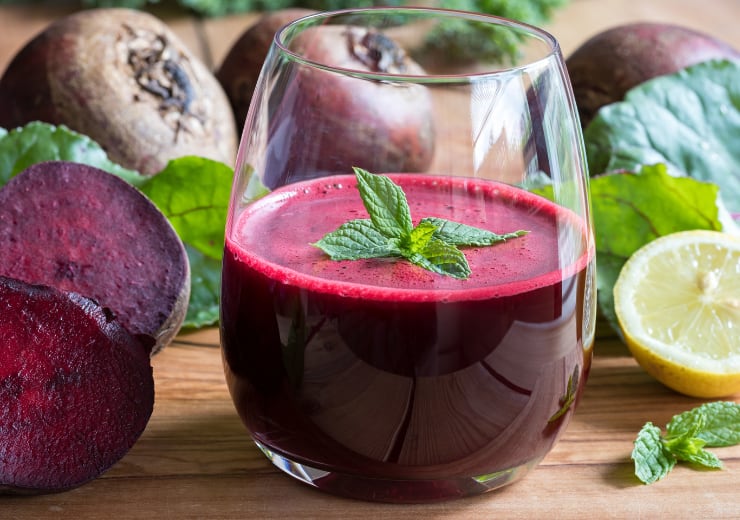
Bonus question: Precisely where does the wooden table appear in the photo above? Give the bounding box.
[2,1,739,517]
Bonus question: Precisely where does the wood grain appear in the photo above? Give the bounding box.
[2,0,740,517]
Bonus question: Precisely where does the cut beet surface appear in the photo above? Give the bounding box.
[0,161,190,353]
[0,276,154,494]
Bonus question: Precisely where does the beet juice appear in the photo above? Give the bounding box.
[220,173,595,502]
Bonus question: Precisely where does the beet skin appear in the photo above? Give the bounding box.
[0,8,237,175]
[0,276,154,494]
[566,22,740,127]
[261,25,436,188]
[216,8,315,131]
[0,161,190,353]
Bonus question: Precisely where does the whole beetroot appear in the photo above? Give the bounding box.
[566,22,740,127]
[261,24,436,188]
[216,8,316,131]
[0,8,238,175]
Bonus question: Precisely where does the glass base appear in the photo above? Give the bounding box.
[255,441,539,503]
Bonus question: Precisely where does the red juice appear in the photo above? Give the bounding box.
[220,173,594,502]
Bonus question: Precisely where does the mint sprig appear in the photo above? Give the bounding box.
[632,401,740,484]
[313,167,528,279]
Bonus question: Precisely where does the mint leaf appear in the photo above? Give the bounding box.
[0,122,145,187]
[585,59,740,212]
[633,402,740,484]
[316,168,526,279]
[663,419,722,469]
[632,422,676,485]
[663,416,708,459]
[314,219,400,260]
[407,238,471,279]
[667,402,740,448]
[353,167,412,238]
[403,220,438,254]
[679,449,724,469]
[421,217,528,246]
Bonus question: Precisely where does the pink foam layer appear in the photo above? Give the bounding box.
[228,174,592,303]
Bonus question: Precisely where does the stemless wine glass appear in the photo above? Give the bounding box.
[220,7,596,503]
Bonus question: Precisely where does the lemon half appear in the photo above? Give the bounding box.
[614,230,740,398]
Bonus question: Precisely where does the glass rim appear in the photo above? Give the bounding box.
[273,6,562,83]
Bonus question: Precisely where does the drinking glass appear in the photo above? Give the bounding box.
[220,7,596,503]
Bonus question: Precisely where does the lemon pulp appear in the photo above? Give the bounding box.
[614,230,740,398]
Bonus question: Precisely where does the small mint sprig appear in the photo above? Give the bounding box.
[313,167,528,279]
[632,401,740,484]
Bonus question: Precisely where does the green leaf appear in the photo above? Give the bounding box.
[663,418,722,470]
[632,422,676,485]
[182,245,221,328]
[313,219,400,260]
[667,402,740,448]
[407,237,471,280]
[317,169,526,279]
[139,156,233,261]
[678,448,724,469]
[354,167,412,238]
[421,217,528,246]
[587,164,722,332]
[663,415,708,458]
[404,220,438,254]
[0,122,145,187]
[632,402,740,484]
[584,59,740,212]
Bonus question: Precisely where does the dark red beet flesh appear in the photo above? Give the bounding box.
[0,276,154,494]
[566,22,740,127]
[0,161,190,353]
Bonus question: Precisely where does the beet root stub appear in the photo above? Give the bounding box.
[0,161,190,353]
[0,276,154,494]
[0,8,237,175]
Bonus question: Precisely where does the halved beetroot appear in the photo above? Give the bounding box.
[0,276,154,494]
[0,161,189,353]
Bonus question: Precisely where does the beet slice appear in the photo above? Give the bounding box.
[0,276,154,494]
[0,161,190,353]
